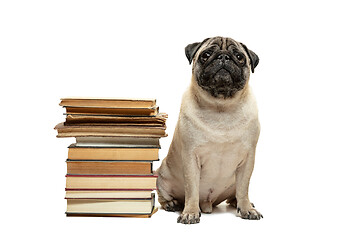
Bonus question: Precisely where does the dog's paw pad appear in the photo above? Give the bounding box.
[237,207,263,220]
[177,212,201,224]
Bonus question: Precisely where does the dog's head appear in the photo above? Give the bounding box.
[185,37,259,99]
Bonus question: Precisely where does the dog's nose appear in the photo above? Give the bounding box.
[217,53,230,61]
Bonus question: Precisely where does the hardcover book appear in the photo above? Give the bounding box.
[60,97,156,109]
[65,174,157,190]
[66,193,156,215]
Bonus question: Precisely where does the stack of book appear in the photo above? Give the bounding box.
[55,97,167,218]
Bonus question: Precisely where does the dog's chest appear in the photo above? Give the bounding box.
[190,106,254,175]
[196,141,246,178]
[195,140,247,200]
[188,107,251,143]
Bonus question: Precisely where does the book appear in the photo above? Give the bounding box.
[66,207,158,218]
[74,136,160,147]
[64,106,159,116]
[55,123,167,138]
[65,113,167,125]
[67,144,159,161]
[65,190,153,199]
[66,193,155,215]
[67,122,164,127]
[60,97,156,109]
[66,160,153,175]
[65,175,157,190]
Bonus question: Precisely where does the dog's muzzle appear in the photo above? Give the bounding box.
[197,54,245,98]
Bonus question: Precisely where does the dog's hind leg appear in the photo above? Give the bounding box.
[200,200,213,213]
[157,189,183,212]
[156,170,183,212]
[226,197,237,208]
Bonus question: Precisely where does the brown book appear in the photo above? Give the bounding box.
[65,175,157,190]
[55,123,167,138]
[66,160,153,175]
[65,113,167,125]
[60,97,156,109]
[65,190,153,199]
[67,144,159,161]
[64,106,159,116]
[66,193,155,215]
[67,122,164,127]
[74,136,160,147]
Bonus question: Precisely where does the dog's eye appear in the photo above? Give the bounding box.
[201,52,212,62]
[236,53,245,62]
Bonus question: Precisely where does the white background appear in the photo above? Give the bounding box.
[1,0,359,239]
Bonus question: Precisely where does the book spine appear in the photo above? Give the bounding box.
[66,174,158,177]
[66,159,158,162]
[65,188,157,191]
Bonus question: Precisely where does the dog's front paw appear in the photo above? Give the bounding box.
[237,206,263,220]
[236,199,263,220]
[177,211,201,224]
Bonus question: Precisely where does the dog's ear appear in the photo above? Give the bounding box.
[240,43,259,73]
[185,38,209,64]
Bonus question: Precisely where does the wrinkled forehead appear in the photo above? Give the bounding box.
[203,37,242,51]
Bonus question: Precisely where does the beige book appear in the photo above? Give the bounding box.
[66,193,155,214]
[65,190,153,199]
[67,144,159,160]
[55,123,167,138]
[65,175,157,190]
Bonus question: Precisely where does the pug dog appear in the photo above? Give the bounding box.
[156,37,262,224]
